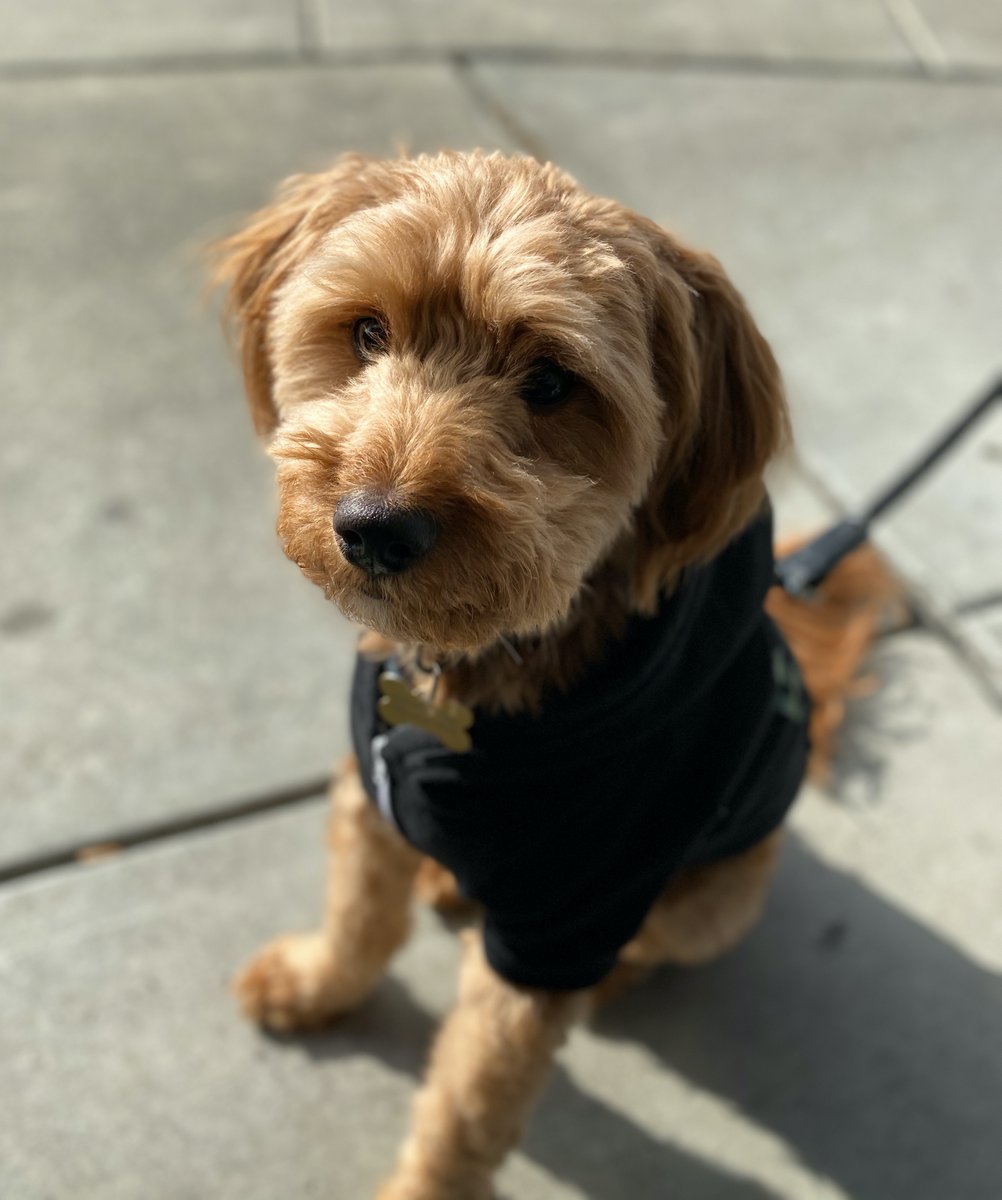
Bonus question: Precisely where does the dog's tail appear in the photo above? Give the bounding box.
[766,540,907,781]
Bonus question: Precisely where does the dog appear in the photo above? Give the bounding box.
[212,150,879,1199]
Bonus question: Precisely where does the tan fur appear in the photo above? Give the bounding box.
[214,151,869,1197]
[767,542,906,781]
[379,932,586,1200]
[412,856,474,913]
[235,757,422,1030]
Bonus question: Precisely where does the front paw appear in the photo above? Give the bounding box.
[376,1166,494,1200]
[234,932,370,1032]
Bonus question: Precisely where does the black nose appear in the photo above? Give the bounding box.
[333,492,439,576]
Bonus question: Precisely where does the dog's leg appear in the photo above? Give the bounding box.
[412,858,476,914]
[616,829,785,976]
[235,756,421,1031]
[378,931,585,1200]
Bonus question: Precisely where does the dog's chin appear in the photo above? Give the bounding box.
[328,577,567,657]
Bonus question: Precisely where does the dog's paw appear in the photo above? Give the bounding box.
[376,1170,493,1200]
[234,932,369,1032]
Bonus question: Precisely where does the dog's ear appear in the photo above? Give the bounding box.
[632,231,789,608]
[210,153,382,435]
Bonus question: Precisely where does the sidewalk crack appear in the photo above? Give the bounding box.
[883,0,950,76]
[451,54,550,161]
[297,0,325,61]
[0,776,330,887]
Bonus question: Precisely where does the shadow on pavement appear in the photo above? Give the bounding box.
[274,835,1001,1199]
[287,976,781,1200]
[591,836,1002,1200]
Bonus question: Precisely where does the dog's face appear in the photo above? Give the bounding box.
[214,152,786,653]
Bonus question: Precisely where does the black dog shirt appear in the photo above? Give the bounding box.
[352,510,810,991]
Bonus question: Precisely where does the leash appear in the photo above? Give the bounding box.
[775,374,1002,597]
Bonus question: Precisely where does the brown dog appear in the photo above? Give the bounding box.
[213,151,828,1199]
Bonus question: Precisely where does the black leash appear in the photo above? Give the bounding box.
[775,374,1002,597]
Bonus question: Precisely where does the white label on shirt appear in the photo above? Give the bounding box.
[370,733,399,830]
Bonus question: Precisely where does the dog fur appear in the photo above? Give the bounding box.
[212,150,871,1199]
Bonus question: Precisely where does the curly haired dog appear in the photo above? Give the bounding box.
[213,151,883,1199]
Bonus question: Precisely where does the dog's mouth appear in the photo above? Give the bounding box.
[357,578,388,601]
[332,567,520,654]
[319,509,603,653]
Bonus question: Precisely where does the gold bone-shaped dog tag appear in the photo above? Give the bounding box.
[377,672,474,753]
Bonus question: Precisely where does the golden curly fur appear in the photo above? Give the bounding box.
[212,150,884,1198]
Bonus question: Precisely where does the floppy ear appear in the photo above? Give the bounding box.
[209,153,383,435]
[632,233,789,608]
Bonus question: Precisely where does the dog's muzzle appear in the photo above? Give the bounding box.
[333,491,439,577]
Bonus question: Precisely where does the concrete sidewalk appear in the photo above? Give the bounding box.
[2,4,1000,1197]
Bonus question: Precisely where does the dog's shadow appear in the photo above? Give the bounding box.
[824,639,937,805]
[285,982,780,1200]
[279,836,1001,1200]
[583,837,1002,1200]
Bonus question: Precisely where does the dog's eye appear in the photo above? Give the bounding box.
[352,316,390,362]
[520,358,576,409]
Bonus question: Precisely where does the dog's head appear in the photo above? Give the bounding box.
[212,151,787,652]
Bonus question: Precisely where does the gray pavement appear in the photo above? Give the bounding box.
[2,4,1001,1198]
